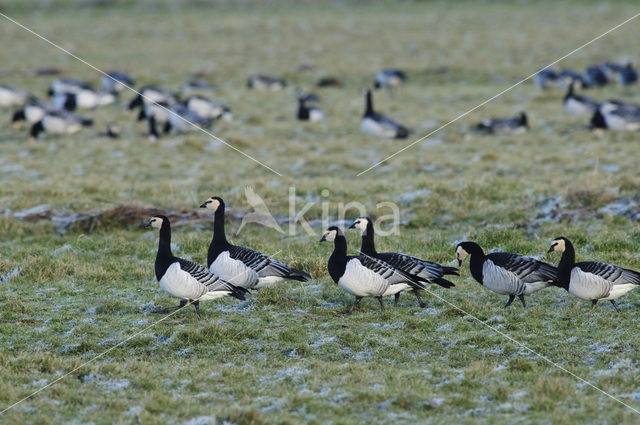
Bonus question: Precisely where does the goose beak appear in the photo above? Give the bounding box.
[547,246,554,253]
[457,259,462,267]
[199,202,208,208]
[319,235,326,242]
[144,220,153,228]
[348,222,356,229]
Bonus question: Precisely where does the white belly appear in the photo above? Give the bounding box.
[255,276,286,289]
[361,118,394,138]
[337,259,389,297]
[568,268,611,300]
[25,106,45,123]
[523,281,550,295]
[482,260,524,295]
[382,283,412,296]
[159,262,208,300]
[564,98,592,115]
[210,251,258,289]
[309,109,324,122]
[603,283,637,300]
[604,113,640,131]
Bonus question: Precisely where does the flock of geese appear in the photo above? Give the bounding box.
[3,58,639,143]
[146,197,640,317]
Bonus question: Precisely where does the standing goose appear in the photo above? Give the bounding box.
[475,112,528,134]
[145,215,247,317]
[547,237,640,312]
[349,217,457,307]
[200,196,311,289]
[320,226,427,313]
[455,242,557,308]
[563,80,599,115]
[361,89,409,139]
[30,110,93,139]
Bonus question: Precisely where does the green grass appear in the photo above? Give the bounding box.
[2,0,640,423]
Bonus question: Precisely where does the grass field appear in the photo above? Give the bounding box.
[2,0,640,423]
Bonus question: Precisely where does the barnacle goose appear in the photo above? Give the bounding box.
[533,68,558,90]
[320,226,427,313]
[101,71,135,94]
[53,89,115,111]
[361,89,409,139]
[557,69,587,88]
[48,78,92,96]
[349,217,457,307]
[295,88,321,103]
[164,104,211,134]
[591,101,640,131]
[584,65,609,87]
[548,237,640,312]
[475,112,528,134]
[146,215,247,317]
[12,99,55,126]
[0,86,29,108]
[603,61,638,86]
[128,85,177,111]
[296,94,324,122]
[563,81,599,115]
[247,74,286,91]
[455,241,557,308]
[374,68,407,91]
[185,96,233,122]
[200,196,311,289]
[30,110,93,139]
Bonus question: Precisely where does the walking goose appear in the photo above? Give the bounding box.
[30,110,93,139]
[361,89,409,139]
[455,241,557,307]
[547,237,640,312]
[320,226,427,313]
[564,81,599,115]
[475,112,528,134]
[200,196,311,289]
[145,215,247,317]
[349,217,457,307]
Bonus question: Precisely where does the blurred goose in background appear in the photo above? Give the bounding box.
[557,69,587,88]
[349,217,456,308]
[101,71,135,94]
[53,88,115,111]
[296,91,324,122]
[48,78,92,96]
[533,68,558,90]
[0,86,29,108]
[185,96,233,121]
[603,61,638,86]
[145,215,247,318]
[295,88,321,103]
[456,241,557,308]
[583,64,609,87]
[320,226,427,313]
[361,89,409,139]
[12,99,56,126]
[30,109,93,139]
[563,80,599,115]
[590,101,640,131]
[374,68,407,95]
[247,74,286,91]
[128,85,177,112]
[548,237,640,312]
[476,112,528,134]
[181,80,214,95]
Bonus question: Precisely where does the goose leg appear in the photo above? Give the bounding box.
[377,296,385,312]
[518,295,526,308]
[504,295,515,308]
[591,299,598,309]
[192,300,202,318]
[610,299,621,312]
[394,293,400,307]
[345,296,362,314]
[412,290,427,308]
[152,299,187,314]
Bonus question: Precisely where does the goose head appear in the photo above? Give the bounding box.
[349,217,371,233]
[145,215,168,229]
[547,237,567,253]
[200,196,223,211]
[320,226,342,243]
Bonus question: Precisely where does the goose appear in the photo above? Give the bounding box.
[200,196,311,289]
[247,74,286,91]
[475,112,528,134]
[563,81,599,115]
[603,61,638,86]
[455,241,557,308]
[374,68,407,92]
[0,86,29,108]
[128,85,177,111]
[30,110,93,139]
[295,88,321,103]
[583,65,609,87]
[101,71,135,94]
[297,95,324,122]
[592,101,640,131]
[361,89,409,139]
[557,69,587,88]
[185,96,233,121]
[48,78,92,96]
[547,237,640,312]
[163,103,211,134]
[320,226,427,313]
[349,217,457,307]
[11,99,56,126]
[143,101,171,140]
[145,215,247,317]
[533,68,558,90]
[53,89,115,111]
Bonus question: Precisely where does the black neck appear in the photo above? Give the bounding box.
[556,240,575,290]
[328,235,348,284]
[565,81,574,100]
[207,204,230,267]
[364,91,374,117]
[465,243,486,285]
[297,98,309,119]
[360,221,377,255]
[155,220,175,281]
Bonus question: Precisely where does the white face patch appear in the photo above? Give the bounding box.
[322,229,337,242]
[353,218,368,231]
[456,246,469,262]
[204,198,220,211]
[149,217,163,229]
[550,239,566,252]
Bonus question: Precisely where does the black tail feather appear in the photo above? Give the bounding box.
[287,269,311,282]
[442,266,459,276]
[230,285,248,301]
[433,277,455,288]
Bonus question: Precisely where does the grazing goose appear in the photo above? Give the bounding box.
[0,86,29,108]
[563,81,599,115]
[12,99,55,126]
[53,89,115,111]
[455,241,557,308]
[297,95,324,122]
[603,61,638,86]
[48,78,92,96]
[374,68,407,92]
[349,217,457,307]
[533,68,558,90]
[247,74,286,91]
[30,110,93,139]
[146,215,247,317]
[185,96,233,121]
[200,196,311,289]
[163,103,211,134]
[320,226,427,313]
[475,112,528,134]
[101,71,135,94]
[128,85,177,111]
[361,89,409,139]
[548,237,640,312]
[592,101,640,131]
